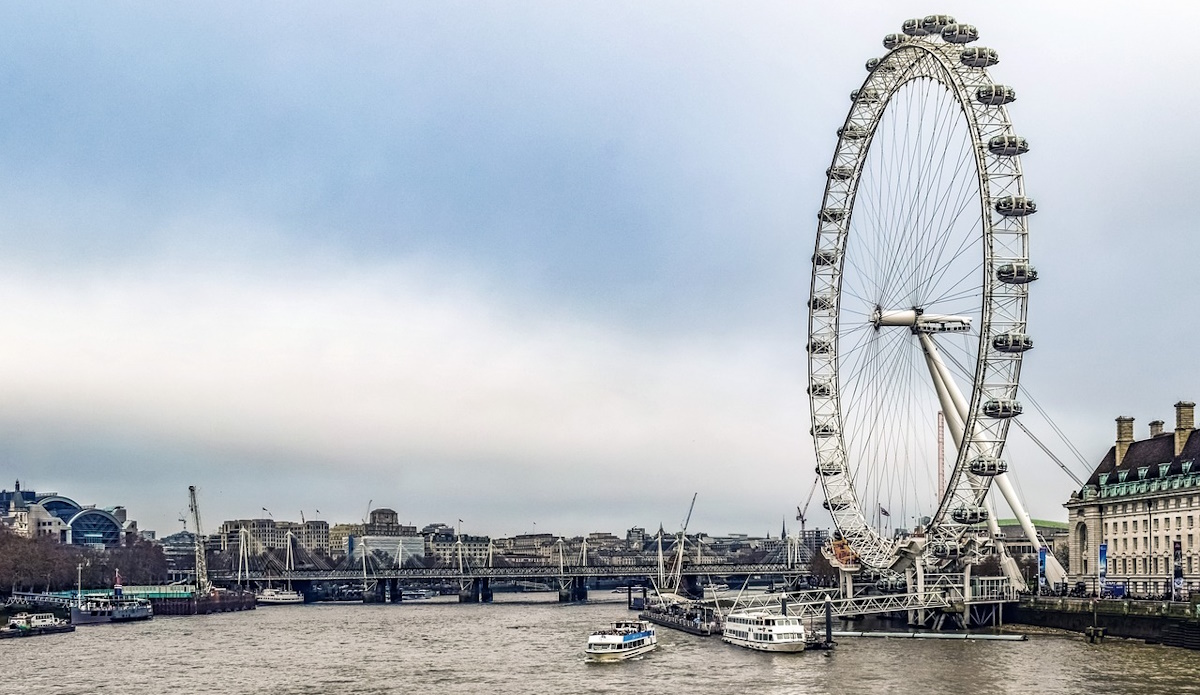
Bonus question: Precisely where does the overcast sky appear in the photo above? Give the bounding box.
[1,2,1197,538]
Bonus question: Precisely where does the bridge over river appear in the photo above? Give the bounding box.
[208,561,810,602]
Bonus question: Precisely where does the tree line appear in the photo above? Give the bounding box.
[0,527,168,594]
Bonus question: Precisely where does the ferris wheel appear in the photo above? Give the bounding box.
[807,15,1063,586]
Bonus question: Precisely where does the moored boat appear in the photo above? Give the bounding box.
[256,587,305,605]
[70,595,154,624]
[585,619,658,661]
[0,613,76,638]
[71,568,154,625]
[722,610,807,652]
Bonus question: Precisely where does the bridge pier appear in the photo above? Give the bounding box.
[680,575,704,600]
[558,577,588,602]
[459,578,492,603]
[293,580,317,603]
[388,578,403,603]
[627,586,648,611]
[362,581,386,603]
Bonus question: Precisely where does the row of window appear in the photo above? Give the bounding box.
[1105,534,1194,552]
[1105,497,1199,515]
[1106,516,1194,535]
[1105,556,1195,575]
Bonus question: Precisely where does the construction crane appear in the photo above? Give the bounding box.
[796,478,819,535]
[188,486,211,595]
[681,492,698,534]
[668,493,698,594]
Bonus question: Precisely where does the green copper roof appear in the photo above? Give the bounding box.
[995,518,1068,530]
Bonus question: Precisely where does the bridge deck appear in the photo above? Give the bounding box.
[210,563,801,582]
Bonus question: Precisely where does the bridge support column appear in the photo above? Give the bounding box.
[388,578,402,603]
[558,577,587,602]
[458,578,490,603]
[362,581,385,603]
[294,580,317,603]
[839,567,854,598]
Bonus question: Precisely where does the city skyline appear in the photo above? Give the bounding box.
[0,2,1197,536]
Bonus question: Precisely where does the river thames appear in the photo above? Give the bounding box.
[8,594,1200,695]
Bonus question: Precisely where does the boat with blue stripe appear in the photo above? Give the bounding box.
[585,619,658,661]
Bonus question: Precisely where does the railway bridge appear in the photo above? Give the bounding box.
[208,561,810,603]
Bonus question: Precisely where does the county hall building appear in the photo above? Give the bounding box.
[1065,401,1200,596]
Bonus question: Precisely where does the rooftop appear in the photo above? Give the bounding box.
[1086,429,1200,487]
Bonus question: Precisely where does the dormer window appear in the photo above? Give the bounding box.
[1160,463,1173,478]
[1138,467,1150,481]
[1099,473,1110,486]
[1118,470,1129,483]
[1185,461,1195,475]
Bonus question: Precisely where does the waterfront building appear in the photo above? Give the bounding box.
[218,518,285,553]
[217,518,330,555]
[625,527,646,549]
[996,519,1068,557]
[797,528,830,558]
[366,508,417,537]
[426,533,491,565]
[586,532,623,549]
[0,481,138,548]
[279,520,331,555]
[329,523,364,556]
[1065,401,1200,596]
[159,530,197,582]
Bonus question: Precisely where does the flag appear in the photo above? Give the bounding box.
[879,505,890,517]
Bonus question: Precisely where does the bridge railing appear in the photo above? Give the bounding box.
[209,562,805,583]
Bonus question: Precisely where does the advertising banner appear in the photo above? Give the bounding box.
[1038,546,1048,593]
[1174,540,1184,601]
[1098,542,1108,597]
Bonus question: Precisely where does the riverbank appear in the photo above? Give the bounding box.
[1006,596,1200,649]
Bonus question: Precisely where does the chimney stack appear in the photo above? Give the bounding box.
[1150,420,1165,438]
[1116,416,1135,466]
[1176,401,1196,457]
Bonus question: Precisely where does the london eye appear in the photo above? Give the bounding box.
[807,15,1064,589]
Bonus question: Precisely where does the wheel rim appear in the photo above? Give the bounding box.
[808,21,1033,572]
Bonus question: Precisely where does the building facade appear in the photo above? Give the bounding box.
[1065,401,1200,596]
[365,508,417,537]
[216,518,330,555]
[0,482,136,548]
[426,533,491,565]
[329,523,364,556]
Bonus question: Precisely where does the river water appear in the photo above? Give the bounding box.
[7,593,1200,695]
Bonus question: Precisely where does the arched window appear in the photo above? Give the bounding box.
[1076,522,1089,574]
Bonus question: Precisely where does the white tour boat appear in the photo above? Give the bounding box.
[1,613,75,638]
[70,595,154,624]
[722,610,807,652]
[256,587,304,605]
[585,619,658,661]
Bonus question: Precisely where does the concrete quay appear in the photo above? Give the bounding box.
[1006,596,1200,649]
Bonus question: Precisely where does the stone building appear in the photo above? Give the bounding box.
[1065,401,1200,596]
[365,508,417,537]
[0,482,137,548]
[328,523,364,556]
[426,533,491,565]
[219,518,331,555]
